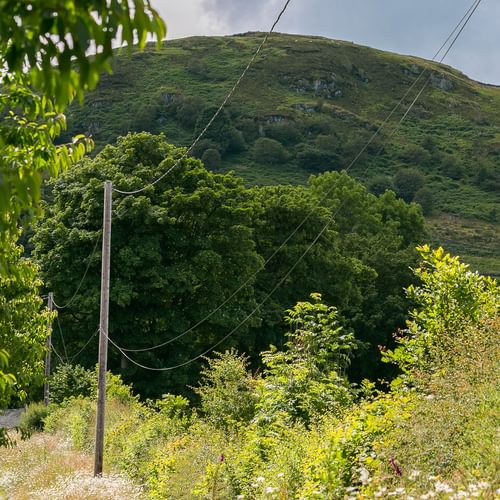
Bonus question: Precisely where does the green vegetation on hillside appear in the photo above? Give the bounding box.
[33,133,425,396]
[6,246,496,499]
[63,32,500,274]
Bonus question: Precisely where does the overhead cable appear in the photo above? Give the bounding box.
[112,0,293,196]
[117,0,482,355]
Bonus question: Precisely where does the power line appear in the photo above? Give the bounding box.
[112,0,293,196]
[109,0,482,371]
[52,235,100,310]
[55,315,69,360]
[65,327,100,363]
[117,0,482,355]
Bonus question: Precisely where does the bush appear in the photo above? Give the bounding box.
[49,364,94,404]
[393,168,425,202]
[194,350,257,429]
[18,402,50,436]
[201,148,221,169]
[439,154,464,180]
[296,144,340,172]
[413,186,434,215]
[367,174,394,196]
[253,137,288,165]
[264,122,303,145]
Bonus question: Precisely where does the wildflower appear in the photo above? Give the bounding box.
[265,486,278,494]
[277,472,285,479]
[359,467,370,484]
[256,476,265,483]
[434,481,453,493]
[219,454,225,463]
[409,470,421,480]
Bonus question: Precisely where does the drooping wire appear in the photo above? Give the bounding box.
[112,0,293,196]
[55,315,69,360]
[51,235,100,310]
[110,0,483,370]
[64,327,100,363]
[117,0,482,355]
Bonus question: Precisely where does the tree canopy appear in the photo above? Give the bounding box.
[34,133,427,396]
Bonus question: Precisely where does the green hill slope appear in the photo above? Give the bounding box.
[64,32,500,276]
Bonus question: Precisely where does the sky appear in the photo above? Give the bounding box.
[149,0,500,85]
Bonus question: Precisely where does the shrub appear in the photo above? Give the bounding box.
[18,402,50,436]
[256,294,356,426]
[296,144,340,172]
[367,174,394,196]
[194,350,257,429]
[264,122,303,145]
[413,186,434,215]
[439,154,464,180]
[201,148,221,169]
[393,168,425,202]
[399,144,431,166]
[253,137,288,165]
[49,364,94,404]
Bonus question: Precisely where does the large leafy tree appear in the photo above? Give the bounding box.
[0,0,166,269]
[0,0,165,401]
[33,133,263,396]
[0,237,52,407]
[251,173,426,380]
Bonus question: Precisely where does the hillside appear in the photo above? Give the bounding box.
[63,32,500,277]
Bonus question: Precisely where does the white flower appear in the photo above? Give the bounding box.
[265,486,278,494]
[409,469,421,480]
[277,472,285,478]
[476,481,490,489]
[256,476,265,483]
[358,467,370,484]
[434,481,453,493]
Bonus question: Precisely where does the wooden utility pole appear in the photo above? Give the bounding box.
[43,292,54,406]
[94,180,112,477]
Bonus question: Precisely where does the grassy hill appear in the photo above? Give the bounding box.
[63,32,500,277]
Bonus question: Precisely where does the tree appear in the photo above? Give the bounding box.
[0,237,52,407]
[383,246,500,377]
[0,1,165,270]
[0,0,165,407]
[33,133,263,397]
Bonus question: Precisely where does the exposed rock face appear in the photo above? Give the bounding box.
[265,114,288,123]
[293,103,318,113]
[430,73,453,91]
[281,74,341,98]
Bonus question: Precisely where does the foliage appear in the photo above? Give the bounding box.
[201,148,221,169]
[194,350,258,429]
[19,251,499,498]
[367,174,394,196]
[257,294,356,426]
[0,0,165,270]
[253,137,288,164]
[49,364,94,404]
[18,402,50,436]
[383,245,499,376]
[393,168,425,202]
[413,186,434,215]
[0,0,165,106]
[0,238,52,408]
[33,133,263,397]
